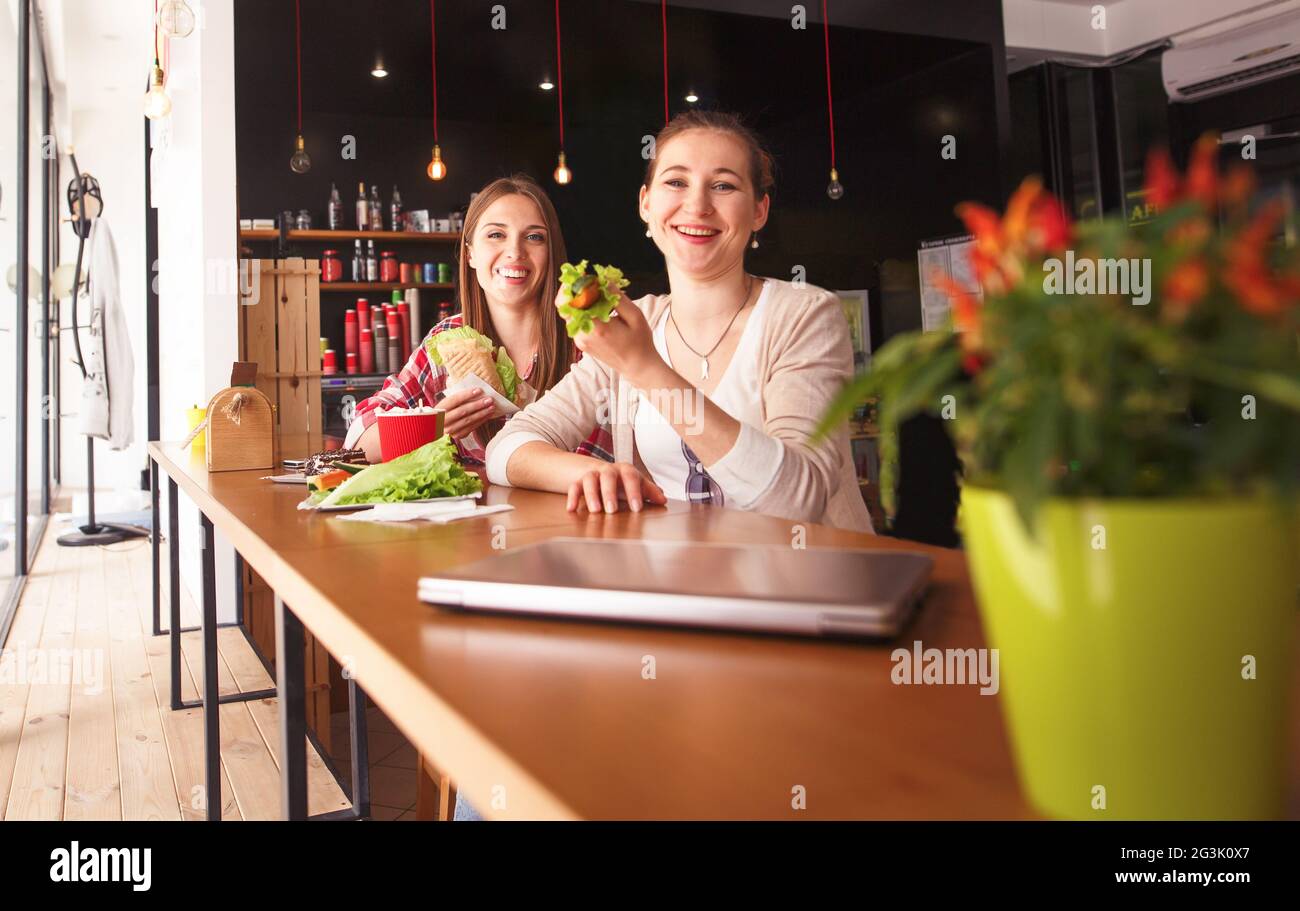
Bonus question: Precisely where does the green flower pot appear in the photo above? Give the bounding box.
[961,486,1299,819]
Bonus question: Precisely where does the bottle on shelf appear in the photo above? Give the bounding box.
[328,183,343,230]
[390,185,403,233]
[356,181,368,230]
[369,185,382,231]
[351,239,364,282]
[366,240,378,282]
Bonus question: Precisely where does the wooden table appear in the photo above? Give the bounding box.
[148,436,1031,820]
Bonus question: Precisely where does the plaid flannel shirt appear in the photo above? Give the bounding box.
[351,313,613,465]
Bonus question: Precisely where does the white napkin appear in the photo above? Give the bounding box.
[337,502,514,524]
[443,373,521,416]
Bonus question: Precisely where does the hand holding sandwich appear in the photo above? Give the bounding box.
[555,260,659,386]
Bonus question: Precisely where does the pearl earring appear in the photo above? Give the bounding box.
[750,235,759,249]
[645,226,652,237]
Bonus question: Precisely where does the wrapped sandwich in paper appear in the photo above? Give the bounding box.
[425,327,520,405]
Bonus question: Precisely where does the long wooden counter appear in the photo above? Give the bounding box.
[149,437,1030,819]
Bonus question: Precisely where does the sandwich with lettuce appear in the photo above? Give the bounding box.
[425,326,519,404]
[306,435,481,507]
[556,260,630,337]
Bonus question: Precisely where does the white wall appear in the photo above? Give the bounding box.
[154,0,240,623]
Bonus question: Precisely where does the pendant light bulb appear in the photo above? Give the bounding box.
[143,64,172,120]
[289,134,312,174]
[157,0,196,39]
[427,144,447,181]
[826,167,844,201]
[553,151,572,186]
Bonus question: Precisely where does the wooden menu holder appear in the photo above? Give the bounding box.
[205,363,274,471]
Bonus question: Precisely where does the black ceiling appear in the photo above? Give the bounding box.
[234,0,979,132]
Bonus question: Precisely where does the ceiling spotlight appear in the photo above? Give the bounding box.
[371,63,389,78]
[685,91,699,104]
[539,78,554,91]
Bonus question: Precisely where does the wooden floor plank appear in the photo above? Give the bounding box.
[64,546,123,820]
[4,542,79,819]
[3,519,364,822]
[107,540,181,821]
[218,628,350,817]
[0,561,54,818]
[128,547,242,821]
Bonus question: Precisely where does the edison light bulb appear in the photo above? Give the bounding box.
[427,144,447,181]
[826,167,844,201]
[553,151,572,186]
[143,65,172,120]
[157,0,196,39]
[289,134,312,174]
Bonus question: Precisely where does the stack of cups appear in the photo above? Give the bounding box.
[360,328,374,373]
[344,309,359,374]
[375,323,389,375]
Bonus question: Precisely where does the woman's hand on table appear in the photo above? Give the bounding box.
[439,386,498,439]
[566,461,667,514]
[570,290,660,386]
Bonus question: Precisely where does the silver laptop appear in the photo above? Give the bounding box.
[418,538,932,639]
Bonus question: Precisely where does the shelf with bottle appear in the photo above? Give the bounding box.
[320,282,453,292]
[240,228,461,242]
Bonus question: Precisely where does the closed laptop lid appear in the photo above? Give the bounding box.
[420,538,933,639]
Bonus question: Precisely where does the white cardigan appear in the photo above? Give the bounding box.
[79,219,135,450]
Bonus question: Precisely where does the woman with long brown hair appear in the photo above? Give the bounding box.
[345,174,604,464]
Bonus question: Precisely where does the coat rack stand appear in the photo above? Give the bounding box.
[58,152,147,548]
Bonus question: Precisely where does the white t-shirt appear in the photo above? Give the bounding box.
[634,280,775,506]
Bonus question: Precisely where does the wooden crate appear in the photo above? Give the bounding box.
[239,257,323,453]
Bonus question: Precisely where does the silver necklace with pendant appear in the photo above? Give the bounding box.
[669,275,755,381]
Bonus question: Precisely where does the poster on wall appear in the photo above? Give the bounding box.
[917,233,981,332]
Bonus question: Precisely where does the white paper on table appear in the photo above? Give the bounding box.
[443,373,521,416]
[336,502,514,524]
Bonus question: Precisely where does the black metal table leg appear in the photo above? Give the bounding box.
[151,458,161,637]
[200,514,221,821]
[168,478,183,711]
[276,595,308,821]
[349,678,371,819]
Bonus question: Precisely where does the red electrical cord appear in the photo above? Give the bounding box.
[661,0,668,125]
[294,0,303,133]
[430,0,439,144]
[822,0,836,170]
[555,0,565,148]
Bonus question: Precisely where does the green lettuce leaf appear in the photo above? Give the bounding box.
[316,435,482,507]
[495,346,518,402]
[424,325,493,365]
[556,259,630,337]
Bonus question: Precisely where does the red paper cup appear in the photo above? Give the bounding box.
[377,411,445,462]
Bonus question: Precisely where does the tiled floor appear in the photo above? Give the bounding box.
[330,705,420,820]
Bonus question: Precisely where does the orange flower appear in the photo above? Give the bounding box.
[1144,148,1181,209]
[1222,201,1297,319]
[1184,133,1220,209]
[933,271,984,351]
[1165,215,1212,249]
[1163,258,1209,317]
[955,178,1072,295]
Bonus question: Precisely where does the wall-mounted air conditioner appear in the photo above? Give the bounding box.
[1164,7,1300,101]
